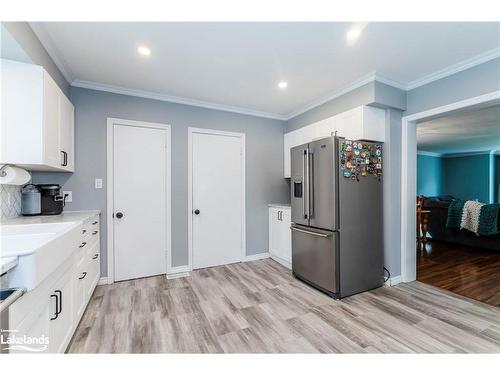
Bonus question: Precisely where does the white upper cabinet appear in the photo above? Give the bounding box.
[283,105,385,177]
[1,59,75,172]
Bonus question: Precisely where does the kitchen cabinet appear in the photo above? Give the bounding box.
[0,59,75,172]
[48,266,74,353]
[269,206,292,269]
[283,105,385,177]
[8,213,100,353]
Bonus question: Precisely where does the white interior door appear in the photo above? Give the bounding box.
[113,124,167,281]
[191,130,244,269]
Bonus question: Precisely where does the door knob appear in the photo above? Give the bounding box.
[194,209,200,215]
[116,212,123,219]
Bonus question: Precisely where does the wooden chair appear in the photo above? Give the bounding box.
[416,195,430,247]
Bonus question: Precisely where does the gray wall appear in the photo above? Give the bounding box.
[34,87,289,275]
[406,57,500,116]
[1,22,70,97]
[382,109,402,277]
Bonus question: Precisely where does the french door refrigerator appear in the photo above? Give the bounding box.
[290,135,384,299]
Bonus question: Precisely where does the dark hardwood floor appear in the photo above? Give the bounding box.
[417,240,500,308]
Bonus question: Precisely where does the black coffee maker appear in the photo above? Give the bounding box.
[37,184,66,215]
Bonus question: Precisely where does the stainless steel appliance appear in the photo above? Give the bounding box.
[290,135,384,299]
[0,270,25,354]
[21,184,41,216]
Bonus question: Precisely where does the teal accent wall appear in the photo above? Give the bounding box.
[495,155,500,203]
[417,154,443,197]
[442,154,492,203]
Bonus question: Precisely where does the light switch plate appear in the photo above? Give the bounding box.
[95,178,103,189]
[63,191,72,202]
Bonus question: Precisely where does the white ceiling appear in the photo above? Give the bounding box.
[417,105,500,154]
[30,22,500,119]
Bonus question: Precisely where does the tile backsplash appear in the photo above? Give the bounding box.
[0,184,22,220]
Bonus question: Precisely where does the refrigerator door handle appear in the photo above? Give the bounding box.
[290,226,331,238]
[302,149,308,219]
[308,150,314,219]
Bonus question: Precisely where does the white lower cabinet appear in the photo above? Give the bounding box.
[269,206,292,269]
[48,266,74,353]
[8,214,100,354]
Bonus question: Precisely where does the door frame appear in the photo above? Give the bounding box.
[106,118,172,284]
[400,91,500,282]
[187,127,246,271]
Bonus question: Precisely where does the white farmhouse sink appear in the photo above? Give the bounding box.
[1,222,73,237]
[0,221,81,291]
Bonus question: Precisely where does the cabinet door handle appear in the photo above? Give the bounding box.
[60,151,67,166]
[92,254,99,259]
[79,242,87,248]
[92,221,98,225]
[82,229,87,234]
[50,294,59,320]
[55,290,62,315]
[79,272,87,280]
[92,230,98,235]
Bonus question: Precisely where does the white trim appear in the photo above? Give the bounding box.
[166,272,190,280]
[166,265,191,279]
[106,118,172,283]
[384,275,402,287]
[442,151,494,158]
[269,254,292,270]
[187,127,246,271]
[28,22,75,83]
[416,151,443,157]
[407,47,500,90]
[72,79,287,121]
[401,90,500,283]
[97,277,109,286]
[244,252,270,262]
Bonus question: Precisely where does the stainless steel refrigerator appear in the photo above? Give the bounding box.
[290,135,384,299]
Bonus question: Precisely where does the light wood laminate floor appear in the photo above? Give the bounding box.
[68,259,500,353]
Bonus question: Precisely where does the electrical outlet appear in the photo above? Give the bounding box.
[95,178,103,189]
[63,191,72,202]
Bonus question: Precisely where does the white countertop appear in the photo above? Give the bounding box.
[268,203,291,210]
[0,210,100,226]
[0,256,18,274]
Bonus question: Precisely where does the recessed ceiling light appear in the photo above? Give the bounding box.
[137,46,151,56]
[346,23,367,45]
[278,81,288,90]
[346,28,362,44]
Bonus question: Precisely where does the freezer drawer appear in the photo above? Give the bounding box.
[291,224,339,295]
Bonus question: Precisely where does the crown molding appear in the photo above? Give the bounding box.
[417,150,443,157]
[406,47,500,91]
[442,150,496,158]
[284,72,378,120]
[29,22,74,83]
[71,79,288,120]
[29,20,499,121]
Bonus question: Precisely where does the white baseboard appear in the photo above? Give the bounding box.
[98,277,109,285]
[269,254,292,270]
[244,252,270,262]
[167,265,191,279]
[385,275,402,286]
